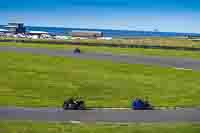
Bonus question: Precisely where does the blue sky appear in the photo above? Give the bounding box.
[1,0,200,33]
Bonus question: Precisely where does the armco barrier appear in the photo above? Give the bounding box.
[1,39,200,51]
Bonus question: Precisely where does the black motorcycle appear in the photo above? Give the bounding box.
[63,98,86,110]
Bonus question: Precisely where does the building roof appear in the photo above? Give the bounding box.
[5,25,18,28]
[8,22,24,24]
[28,31,49,34]
[0,29,9,32]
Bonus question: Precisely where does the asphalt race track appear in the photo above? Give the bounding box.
[0,46,200,71]
[0,107,200,123]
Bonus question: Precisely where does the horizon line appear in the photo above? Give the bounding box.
[0,23,200,34]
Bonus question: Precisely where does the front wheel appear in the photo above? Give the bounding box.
[79,104,85,110]
[77,101,86,110]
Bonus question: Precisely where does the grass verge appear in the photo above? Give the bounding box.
[1,37,200,48]
[0,52,200,107]
[0,121,200,133]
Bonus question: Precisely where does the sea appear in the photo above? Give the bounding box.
[1,25,200,38]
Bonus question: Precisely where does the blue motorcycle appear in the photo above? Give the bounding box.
[132,98,153,110]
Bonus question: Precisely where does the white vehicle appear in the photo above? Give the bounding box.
[16,33,26,38]
[40,34,52,39]
[55,36,70,40]
[31,35,39,39]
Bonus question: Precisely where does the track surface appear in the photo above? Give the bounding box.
[1,46,200,70]
[0,107,200,123]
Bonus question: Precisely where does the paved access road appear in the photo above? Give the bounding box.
[0,107,200,123]
[1,46,200,71]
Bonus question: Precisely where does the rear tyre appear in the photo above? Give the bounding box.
[63,103,69,110]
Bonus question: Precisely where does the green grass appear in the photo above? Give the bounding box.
[0,52,200,108]
[0,121,200,133]
[1,37,200,48]
[1,42,200,59]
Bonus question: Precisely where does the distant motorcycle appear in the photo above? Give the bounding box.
[73,48,81,54]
